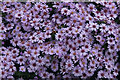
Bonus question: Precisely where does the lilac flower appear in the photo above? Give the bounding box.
[0,70,7,78]
[87,3,95,12]
[89,23,99,31]
[17,56,25,65]
[40,71,48,79]
[0,25,7,32]
[47,73,55,80]
[15,2,22,9]
[1,5,10,13]
[0,33,5,40]
[98,70,106,78]
[100,24,108,33]
[61,7,70,15]
[73,66,81,77]
[65,60,74,70]
[21,16,27,23]
[107,37,115,45]
[0,2,120,80]
[51,64,58,72]
[19,66,26,72]
[37,57,45,66]
[25,2,31,10]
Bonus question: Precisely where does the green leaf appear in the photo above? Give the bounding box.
[13,71,36,79]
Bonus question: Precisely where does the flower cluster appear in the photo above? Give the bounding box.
[0,2,120,80]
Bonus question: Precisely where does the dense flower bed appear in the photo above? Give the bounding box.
[0,2,120,80]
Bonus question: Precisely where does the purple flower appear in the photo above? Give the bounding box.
[19,66,26,72]
[0,2,120,79]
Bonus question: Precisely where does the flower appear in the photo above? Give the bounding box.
[30,60,38,70]
[100,24,108,33]
[37,57,45,66]
[87,3,95,12]
[21,16,27,23]
[40,71,48,79]
[47,73,55,80]
[19,66,26,72]
[98,70,106,78]
[0,2,120,79]
[89,23,99,31]
[107,37,115,45]
[61,7,69,15]
[17,56,25,65]
[51,64,58,72]
[0,33,6,40]
[29,35,38,43]
[65,60,74,70]
[15,11,23,18]
[0,25,7,32]
[72,66,81,77]
[105,63,114,70]
[0,70,7,78]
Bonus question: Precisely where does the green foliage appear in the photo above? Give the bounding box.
[13,71,36,79]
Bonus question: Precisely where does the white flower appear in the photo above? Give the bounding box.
[98,70,106,78]
[29,35,38,43]
[49,48,55,55]
[55,33,63,41]
[0,33,5,40]
[107,37,115,45]
[65,60,74,70]
[15,11,23,18]
[100,24,108,33]
[19,66,26,72]
[73,66,81,76]
[89,23,99,31]
[61,8,70,15]
[0,26,7,32]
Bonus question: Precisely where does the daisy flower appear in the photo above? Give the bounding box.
[83,43,91,51]
[31,50,40,57]
[89,23,99,31]
[1,5,10,13]
[48,48,55,55]
[40,71,48,79]
[0,70,7,78]
[65,60,74,70]
[37,57,45,66]
[29,35,38,43]
[61,7,70,15]
[98,70,106,78]
[19,66,26,72]
[47,73,55,80]
[51,64,58,72]
[87,3,95,12]
[7,76,14,80]
[79,47,88,56]
[30,60,38,70]
[21,16,27,23]
[108,44,116,52]
[107,13,117,20]
[115,43,120,51]
[107,37,115,45]
[15,11,23,18]
[0,25,7,32]
[17,56,25,65]
[87,70,94,77]
[55,33,63,41]
[100,24,108,33]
